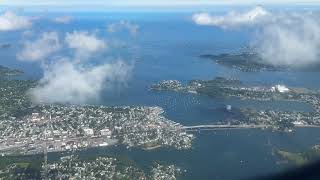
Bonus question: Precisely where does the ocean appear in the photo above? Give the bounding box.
[1,10,320,179]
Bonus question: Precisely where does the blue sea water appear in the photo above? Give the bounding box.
[1,10,320,179]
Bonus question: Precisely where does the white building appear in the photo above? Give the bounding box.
[31,113,41,122]
[271,85,290,93]
[293,121,305,126]
[100,128,112,137]
[83,128,94,136]
[99,142,109,147]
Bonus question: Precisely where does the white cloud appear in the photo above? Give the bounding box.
[192,6,269,28]
[107,20,139,35]
[17,32,61,62]
[193,7,320,68]
[65,31,107,59]
[53,16,73,24]
[20,30,132,104]
[29,59,131,104]
[18,31,106,62]
[0,11,32,31]
[256,15,320,67]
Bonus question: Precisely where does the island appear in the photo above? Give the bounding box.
[200,51,320,72]
[275,145,320,165]
[200,52,283,72]
[0,65,24,77]
[150,77,320,131]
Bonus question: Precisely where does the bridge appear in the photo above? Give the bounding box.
[179,124,267,131]
[178,124,320,131]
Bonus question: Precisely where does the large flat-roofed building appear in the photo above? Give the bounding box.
[100,128,112,137]
[83,128,94,136]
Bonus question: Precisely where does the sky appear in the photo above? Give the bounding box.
[2,0,320,12]
[2,0,320,7]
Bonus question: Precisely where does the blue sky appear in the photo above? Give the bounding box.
[2,0,320,6]
[2,0,320,13]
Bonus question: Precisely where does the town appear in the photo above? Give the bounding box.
[0,66,194,156]
[150,77,320,131]
[0,105,194,156]
[0,154,183,180]
[45,155,147,179]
